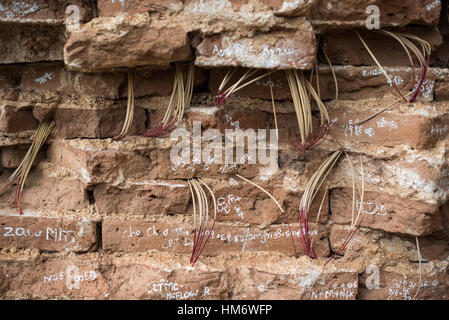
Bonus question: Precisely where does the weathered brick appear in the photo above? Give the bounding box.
[0,253,229,299]
[0,0,94,23]
[0,144,44,168]
[434,201,449,241]
[0,105,37,133]
[0,163,89,213]
[94,180,191,216]
[32,102,147,139]
[321,28,443,67]
[358,265,449,300]
[208,68,292,100]
[0,254,108,299]
[0,23,64,64]
[104,262,229,300]
[208,66,441,103]
[312,0,441,30]
[330,188,441,236]
[232,264,359,300]
[326,101,448,149]
[0,63,209,102]
[93,176,328,225]
[102,217,329,257]
[2,99,146,140]
[196,28,316,70]
[64,15,192,72]
[47,138,265,183]
[326,147,448,213]
[98,0,177,17]
[317,66,438,102]
[0,214,97,252]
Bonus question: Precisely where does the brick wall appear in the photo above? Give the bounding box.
[0,0,448,300]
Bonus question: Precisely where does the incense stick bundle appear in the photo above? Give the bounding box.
[0,121,55,215]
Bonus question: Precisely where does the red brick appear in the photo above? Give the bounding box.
[98,0,174,17]
[326,101,447,149]
[105,263,228,300]
[102,218,329,257]
[436,80,449,101]
[329,223,449,261]
[434,201,449,241]
[94,181,191,216]
[208,66,440,103]
[330,188,441,236]
[0,144,45,169]
[358,267,449,300]
[0,63,125,100]
[0,214,97,252]
[0,253,228,299]
[0,255,108,299]
[0,63,208,102]
[321,28,443,67]
[47,138,263,183]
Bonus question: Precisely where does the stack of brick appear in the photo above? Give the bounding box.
[0,0,448,300]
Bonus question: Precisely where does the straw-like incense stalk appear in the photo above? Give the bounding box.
[298,150,342,258]
[115,70,134,139]
[0,121,55,215]
[215,68,273,108]
[143,62,195,137]
[188,178,217,266]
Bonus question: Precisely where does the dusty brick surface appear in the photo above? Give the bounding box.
[64,16,192,72]
[311,0,442,30]
[0,163,89,213]
[0,0,94,22]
